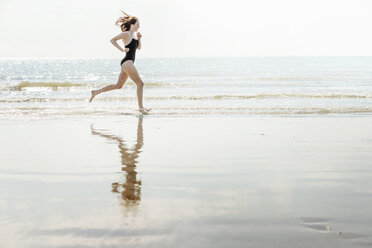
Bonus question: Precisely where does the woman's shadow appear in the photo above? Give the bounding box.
[90,116,144,208]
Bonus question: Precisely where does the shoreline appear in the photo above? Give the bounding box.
[1,115,372,247]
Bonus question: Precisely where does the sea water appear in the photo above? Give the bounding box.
[1,57,372,118]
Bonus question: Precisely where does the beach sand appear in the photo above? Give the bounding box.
[1,115,372,247]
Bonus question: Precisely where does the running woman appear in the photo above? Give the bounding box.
[89,10,151,113]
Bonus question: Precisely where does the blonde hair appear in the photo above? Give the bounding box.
[115,10,138,32]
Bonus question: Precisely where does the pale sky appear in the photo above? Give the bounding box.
[1,0,371,58]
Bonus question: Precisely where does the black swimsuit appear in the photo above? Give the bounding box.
[120,38,138,66]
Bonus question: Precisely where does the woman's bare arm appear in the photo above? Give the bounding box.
[137,32,142,50]
[110,32,129,52]
[137,38,141,50]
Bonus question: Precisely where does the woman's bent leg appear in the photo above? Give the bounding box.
[89,70,128,103]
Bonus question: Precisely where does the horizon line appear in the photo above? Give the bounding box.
[1,55,372,59]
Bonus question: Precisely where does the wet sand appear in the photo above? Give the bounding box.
[1,115,372,247]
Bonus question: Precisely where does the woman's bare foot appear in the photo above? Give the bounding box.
[89,90,98,103]
[139,107,151,113]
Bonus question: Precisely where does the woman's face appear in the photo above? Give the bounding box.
[134,20,140,31]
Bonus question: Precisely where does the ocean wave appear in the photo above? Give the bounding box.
[12,81,88,90]
[3,81,372,93]
[1,93,371,103]
[3,81,174,91]
[255,76,327,81]
[1,106,372,118]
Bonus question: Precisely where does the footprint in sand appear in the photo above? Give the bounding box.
[301,217,332,232]
[337,232,368,240]
[301,217,372,245]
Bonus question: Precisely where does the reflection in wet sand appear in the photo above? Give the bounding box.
[90,116,144,208]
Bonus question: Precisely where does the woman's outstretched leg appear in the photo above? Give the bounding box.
[122,61,151,112]
[89,70,128,103]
